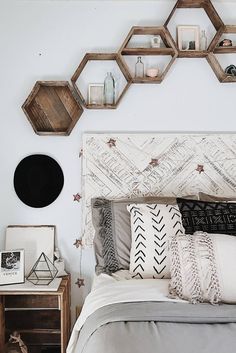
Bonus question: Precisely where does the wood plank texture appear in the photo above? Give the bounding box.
[22,82,83,135]
[121,48,175,55]
[1,275,71,353]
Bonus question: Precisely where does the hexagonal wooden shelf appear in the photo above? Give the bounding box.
[71,53,132,109]
[22,81,83,135]
[207,25,236,82]
[118,26,178,83]
[164,0,224,58]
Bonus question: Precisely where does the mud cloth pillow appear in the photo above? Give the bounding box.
[127,203,184,279]
[92,196,179,275]
[169,232,236,304]
[177,198,236,235]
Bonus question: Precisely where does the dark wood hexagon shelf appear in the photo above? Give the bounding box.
[164,0,224,58]
[207,25,236,82]
[71,53,132,109]
[22,81,83,135]
[118,26,178,83]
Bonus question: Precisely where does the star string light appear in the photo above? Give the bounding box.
[73,193,81,202]
[149,158,159,167]
[107,138,116,148]
[196,164,205,174]
[73,239,83,248]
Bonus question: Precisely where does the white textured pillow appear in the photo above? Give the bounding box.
[169,231,236,304]
[127,203,184,279]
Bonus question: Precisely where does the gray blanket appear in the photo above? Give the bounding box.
[74,301,236,353]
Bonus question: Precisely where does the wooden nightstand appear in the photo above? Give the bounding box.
[0,275,71,353]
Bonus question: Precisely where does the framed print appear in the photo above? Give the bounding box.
[0,250,25,285]
[177,25,200,51]
[5,225,55,276]
[88,84,104,105]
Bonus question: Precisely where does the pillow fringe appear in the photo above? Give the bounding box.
[169,233,221,304]
[94,198,120,274]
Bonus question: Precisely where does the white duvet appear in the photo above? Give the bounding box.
[67,271,187,353]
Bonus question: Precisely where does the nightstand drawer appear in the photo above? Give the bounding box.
[5,295,59,309]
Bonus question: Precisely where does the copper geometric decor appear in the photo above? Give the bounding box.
[27,252,58,285]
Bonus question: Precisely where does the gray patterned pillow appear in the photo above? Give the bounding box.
[92,195,197,274]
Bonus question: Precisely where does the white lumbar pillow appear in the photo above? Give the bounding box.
[169,231,236,304]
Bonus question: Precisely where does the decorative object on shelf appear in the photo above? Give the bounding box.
[88,83,104,105]
[5,331,28,353]
[54,248,67,277]
[225,65,236,76]
[0,250,24,286]
[135,56,144,78]
[150,35,161,48]
[177,25,200,51]
[200,30,208,50]
[14,154,64,208]
[104,72,115,105]
[27,252,58,285]
[219,39,233,47]
[73,193,82,202]
[146,68,159,78]
[22,81,83,136]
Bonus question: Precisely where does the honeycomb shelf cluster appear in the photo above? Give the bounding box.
[22,0,236,135]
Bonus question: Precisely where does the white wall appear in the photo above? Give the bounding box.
[1,0,236,322]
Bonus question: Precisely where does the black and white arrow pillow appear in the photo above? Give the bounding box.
[127,203,184,279]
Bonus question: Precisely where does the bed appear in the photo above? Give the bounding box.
[67,271,236,353]
[67,133,236,353]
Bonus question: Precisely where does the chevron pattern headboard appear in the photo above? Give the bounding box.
[82,133,236,246]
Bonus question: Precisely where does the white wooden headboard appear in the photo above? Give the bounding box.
[82,133,236,246]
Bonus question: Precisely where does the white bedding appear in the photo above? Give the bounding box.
[67,271,187,353]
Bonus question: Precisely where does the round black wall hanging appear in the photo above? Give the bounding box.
[14,154,64,208]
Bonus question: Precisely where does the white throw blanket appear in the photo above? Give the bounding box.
[67,271,187,353]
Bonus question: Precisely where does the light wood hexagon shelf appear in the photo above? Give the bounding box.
[71,53,132,109]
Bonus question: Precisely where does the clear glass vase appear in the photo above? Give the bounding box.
[200,30,207,51]
[104,72,115,105]
[135,56,144,78]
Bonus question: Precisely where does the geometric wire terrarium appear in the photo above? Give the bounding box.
[27,252,58,285]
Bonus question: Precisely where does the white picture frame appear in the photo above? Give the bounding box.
[88,84,104,105]
[177,25,200,51]
[5,225,55,276]
[0,250,25,285]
